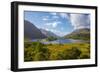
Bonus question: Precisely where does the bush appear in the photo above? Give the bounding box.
[34,47,50,61]
[33,52,47,61]
[24,42,50,61]
[61,47,81,59]
[24,48,35,61]
[49,52,62,60]
[80,54,90,59]
[24,42,32,48]
[49,47,81,60]
[24,42,89,61]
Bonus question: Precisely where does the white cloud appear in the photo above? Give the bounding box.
[59,13,67,18]
[53,22,61,28]
[70,14,90,29]
[50,12,59,19]
[42,16,49,21]
[45,21,61,28]
[50,12,70,21]
[45,28,49,31]
[50,29,67,37]
[45,23,51,26]
[50,12,57,15]
[52,22,58,28]
[50,12,69,19]
[43,18,48,21]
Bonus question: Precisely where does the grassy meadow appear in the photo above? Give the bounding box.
[24,41,90,62]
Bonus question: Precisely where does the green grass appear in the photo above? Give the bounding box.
[24,42,90,62]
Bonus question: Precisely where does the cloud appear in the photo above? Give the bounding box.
[50,12,59,19]
[50,12,69,19]
[45,23,51,26]
[50,29,68,36]
[52,22,60,28]
[45,21,61,28]
[50,12,90,30]
[45,28,49,31]
[43,18,48,21]
[50,12,57,15]
[59,13,68,18]
[44,12,90,30]
[43,14,59,21]
[42,16,49,21]
[70,14,90,29]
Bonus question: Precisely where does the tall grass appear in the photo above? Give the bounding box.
[24,42,90,62]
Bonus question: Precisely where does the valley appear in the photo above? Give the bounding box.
[24,20,90,61]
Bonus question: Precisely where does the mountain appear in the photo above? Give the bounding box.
[24,20,47,39]
[64,28,90,40]
[40,29,59,38]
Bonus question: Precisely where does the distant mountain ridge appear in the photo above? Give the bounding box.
[64,28,90,40]
[71,28,90,34]
[24,20,90,41]
[40,29,59,38]
[24,20,47,39]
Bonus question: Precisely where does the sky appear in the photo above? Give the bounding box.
[24,11,90,37]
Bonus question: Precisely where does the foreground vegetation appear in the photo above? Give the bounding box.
[24,42,90,62]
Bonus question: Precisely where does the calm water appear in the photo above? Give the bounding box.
[32,39,83,44]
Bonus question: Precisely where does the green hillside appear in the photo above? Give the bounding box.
[64,28,90,41]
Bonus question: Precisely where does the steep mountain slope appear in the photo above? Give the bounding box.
[24,20,47,39]
[64,28,90,40]
[40,29,59,38]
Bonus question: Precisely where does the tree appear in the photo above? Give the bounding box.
[46,36,57,41]
[60,47,81,59]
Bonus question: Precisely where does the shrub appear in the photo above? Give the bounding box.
[49,52,62,60]
[33,52,45,61]
[24,42,50,61]
[24,42,32,48]
[24,48,35,61]
[61,47,81,59]
[49,47,81,60]
[80,54,90,59]
[34,47,50,61]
